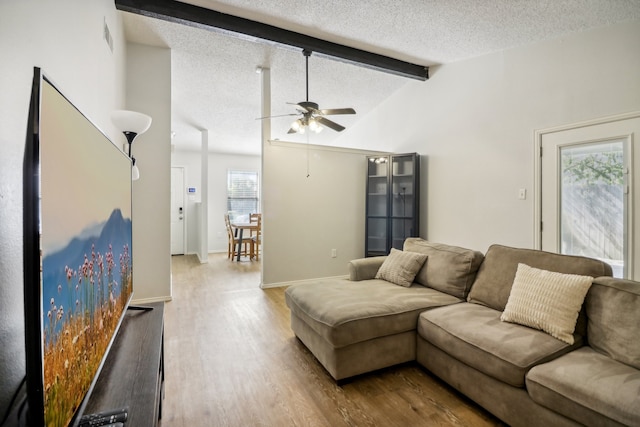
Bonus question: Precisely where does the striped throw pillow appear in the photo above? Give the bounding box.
[500,263,593,344]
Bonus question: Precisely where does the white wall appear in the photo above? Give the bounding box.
[0,0,126,414]
[335,20,640,254]
[126,43,173,303]
[171,149,261,254]
[262,141,376,285]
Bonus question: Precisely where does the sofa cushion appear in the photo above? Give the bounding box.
[375,248,427,287]
[418,303,581,387]
[527,347,640,427]
[586,276,640,369]
[501,263,593,345]
[403,238,484,299]
[285,278,462,348]
[467,244,612,312]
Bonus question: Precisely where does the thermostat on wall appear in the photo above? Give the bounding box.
[188,187,197,193]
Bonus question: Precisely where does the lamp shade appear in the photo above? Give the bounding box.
[111,110,152,135]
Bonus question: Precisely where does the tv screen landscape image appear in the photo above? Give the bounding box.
[23,69,133,427]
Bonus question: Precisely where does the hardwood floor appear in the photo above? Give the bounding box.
[162,254,505,427]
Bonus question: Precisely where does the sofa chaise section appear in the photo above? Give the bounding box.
[285,240,484,380]
[286,277,461,380]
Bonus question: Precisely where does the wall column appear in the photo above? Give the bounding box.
[126,43,172,303]
[198,129,210,263]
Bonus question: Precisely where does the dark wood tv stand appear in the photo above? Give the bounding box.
[83,301,165,427]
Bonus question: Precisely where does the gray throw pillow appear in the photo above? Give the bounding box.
[375,248,428,287]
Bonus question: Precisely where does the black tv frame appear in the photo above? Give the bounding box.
[21,67,133,427]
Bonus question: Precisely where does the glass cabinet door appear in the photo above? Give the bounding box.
[365,153,420,256]
[366,157,389,256]
[391,154,417,250]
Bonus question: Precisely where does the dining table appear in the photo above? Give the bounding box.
[230,221,259,261]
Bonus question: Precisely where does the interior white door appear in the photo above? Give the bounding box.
[171,167,186,255]
[538,113,640,279]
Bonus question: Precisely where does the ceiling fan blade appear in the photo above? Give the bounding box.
[286,102,310,114]
[256,113,299,120]
[316,116,346,132]
[320,108,356,115]
[287,127,298,134]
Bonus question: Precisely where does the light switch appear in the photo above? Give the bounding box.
[518,188,527,200]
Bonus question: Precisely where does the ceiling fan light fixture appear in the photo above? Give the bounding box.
[308,117,322,133]
[291,119,303,133]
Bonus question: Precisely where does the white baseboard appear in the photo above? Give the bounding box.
[131,295,172,305]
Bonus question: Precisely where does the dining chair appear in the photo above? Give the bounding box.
[250,214,262,261]
[224,213,249,260]
[249,213,261,242]
[249,213,261,226]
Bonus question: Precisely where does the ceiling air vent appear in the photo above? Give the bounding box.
[103,18,114,53]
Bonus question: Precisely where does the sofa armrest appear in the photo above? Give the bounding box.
[348,256,387,281]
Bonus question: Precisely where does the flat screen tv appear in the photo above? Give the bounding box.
[23,68,133,427]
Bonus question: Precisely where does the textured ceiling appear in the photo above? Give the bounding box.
[121,0,640,155]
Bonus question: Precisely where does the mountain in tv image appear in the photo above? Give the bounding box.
[42,207,132,329]
[40,208,132,427]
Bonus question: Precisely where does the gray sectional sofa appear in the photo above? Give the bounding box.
[285,238,640,427]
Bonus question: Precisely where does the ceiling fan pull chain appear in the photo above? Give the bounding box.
[306,131,310,178]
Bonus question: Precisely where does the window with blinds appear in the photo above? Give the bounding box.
[227,170,259,222]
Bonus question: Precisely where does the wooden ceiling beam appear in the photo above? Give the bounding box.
[115,0,429,81]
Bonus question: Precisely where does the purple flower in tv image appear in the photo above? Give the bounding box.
[40,209,132,426]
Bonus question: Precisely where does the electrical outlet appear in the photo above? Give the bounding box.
[331,249,337,258]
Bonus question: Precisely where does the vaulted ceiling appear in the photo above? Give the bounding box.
[120,0,640,155]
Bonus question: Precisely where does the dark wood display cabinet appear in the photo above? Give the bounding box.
[366,153,420,257]
[83,301,165,427]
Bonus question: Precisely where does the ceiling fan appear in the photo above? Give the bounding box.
[262,49,356,134]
